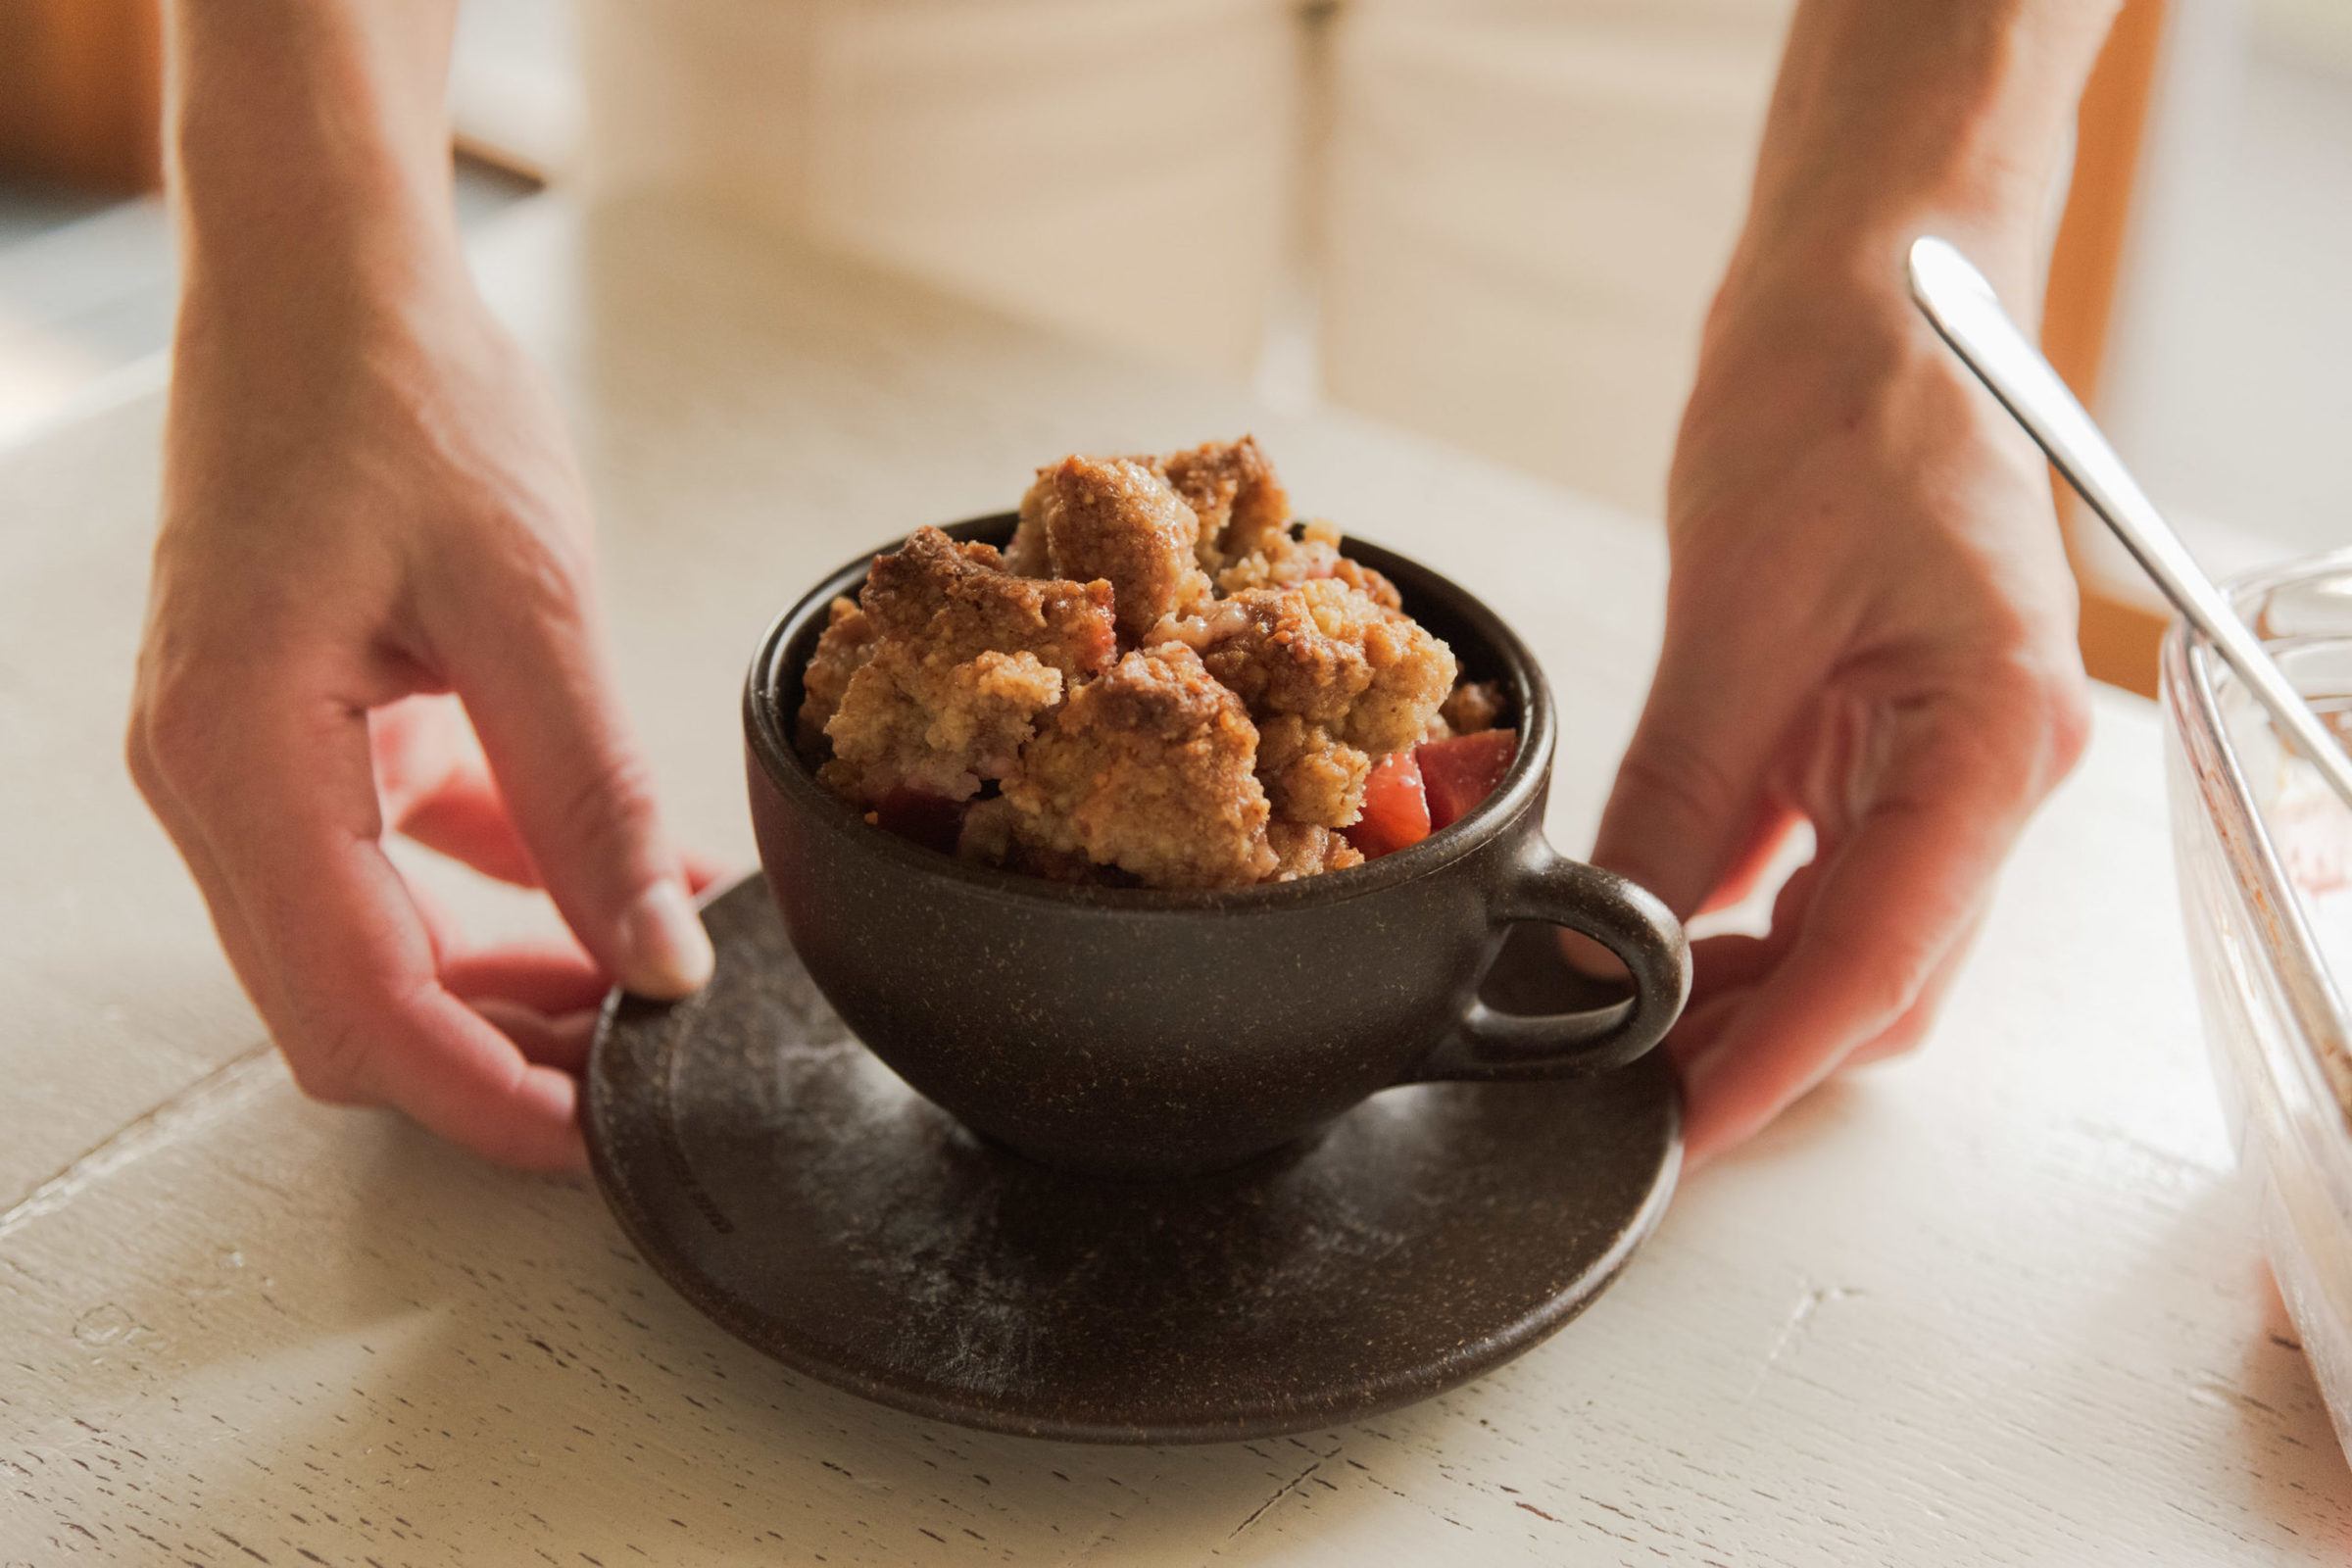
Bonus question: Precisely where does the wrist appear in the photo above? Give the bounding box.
[168,0,465,322]
[176,214,474,382]
[1721,200,2041,339]
[1747,103,2066,286]
[1736,0,2119,311]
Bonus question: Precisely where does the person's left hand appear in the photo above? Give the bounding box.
[1591,223,2092,1164]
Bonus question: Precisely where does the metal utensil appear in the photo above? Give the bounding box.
[1907,234,2352,811]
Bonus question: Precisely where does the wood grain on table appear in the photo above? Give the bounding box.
[2,196,2345,1565]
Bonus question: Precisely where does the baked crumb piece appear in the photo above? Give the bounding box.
[1148,435,1293,572]
[1164,577,1456,758]
[1255,713,1372,829]
[1014,434,1295,578]
[956,796,1110,883]
[1267,820,1366,881]
[1439,679,1507,737]
[812,526,1110,805]
[798,596,881,751]
[998,645,1277,888]
[1154,577,1450,827]
[1005,481,1053,576]
[1009,458,1213,644]
[861,524,1117,680]
[1216,518,1403,610]
[822,643,1063,805]
[801,443,1489,888]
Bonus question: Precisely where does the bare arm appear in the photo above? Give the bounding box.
[1595,0,2119,1159]
[132,2,713,1171]
[1744,0,2117,294]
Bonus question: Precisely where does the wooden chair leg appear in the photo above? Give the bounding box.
[2042,0,2170,697]
[0,0,165,194]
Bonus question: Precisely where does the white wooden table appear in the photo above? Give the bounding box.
[4,196,2346,1565]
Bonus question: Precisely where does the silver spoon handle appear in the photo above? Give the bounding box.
[1906,235,2352,809]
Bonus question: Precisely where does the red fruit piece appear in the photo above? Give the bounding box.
[1346,750,1431,859]
[1416,729,1517,831]
[870,788,967,855]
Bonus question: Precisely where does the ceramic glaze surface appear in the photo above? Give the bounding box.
[584,879,1680,1443]
[745,517,1688,1174]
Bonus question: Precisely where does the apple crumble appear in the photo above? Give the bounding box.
[800,438,1516,888]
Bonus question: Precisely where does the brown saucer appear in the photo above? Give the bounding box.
[583,878,1681,1445]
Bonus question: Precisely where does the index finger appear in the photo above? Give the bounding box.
[1676,726,2027,1161]
[154,677,586,1170]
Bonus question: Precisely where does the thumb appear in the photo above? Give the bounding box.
[1591,608,1815,918]
[447,586,714,1000]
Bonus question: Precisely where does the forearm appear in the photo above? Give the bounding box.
[167,1,465,326]
[1743,0,2121,294]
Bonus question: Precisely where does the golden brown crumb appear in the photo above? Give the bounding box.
[860,525,1116,679]
[1255,713,1372,829]
[956,796,1110,883]
[1215,518,1403,610]
[998,645,1277,888]
[1010,458,1212,645]
[1150,436,1292,571]
[804,448,1465,889]
[797,596,881,752]
[1163,577,1456,758]
[822,643,1064,805]
[1006,479,1054,576]
[1266,820,1367,880]
[814,529,1109,805]
[1440,679,1507,736]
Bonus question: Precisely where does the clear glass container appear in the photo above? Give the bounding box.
[2162,550,2352,1456]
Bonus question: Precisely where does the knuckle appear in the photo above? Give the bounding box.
[1615,732,1747,839]
[1814,884,1946,1018]
[551,747,661,859]
[1858,1004,1934,1065]
[283,1052,361,1106]
[1919,644,2092,814]
[123,710,166,804]
[424,512,596,658]
[488,523,595,629]
[1844,959,1926,1039]
[2038,668,2094,779]
[1986,646,2094,785]
[283,1015,372,1106]
[135,668,231,800]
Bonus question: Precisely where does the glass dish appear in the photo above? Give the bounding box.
[2163,549,2352,1457]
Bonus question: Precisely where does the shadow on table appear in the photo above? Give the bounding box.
[2069,1175,2352,1545]
[354,1126,1484,1558]
[31,1094,1476,1562]
[2228,1259,2352,1543]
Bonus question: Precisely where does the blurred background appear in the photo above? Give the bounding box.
[2,0,2343,698]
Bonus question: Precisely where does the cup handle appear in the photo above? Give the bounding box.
[1411,838,1691,1082]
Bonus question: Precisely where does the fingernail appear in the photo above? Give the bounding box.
[621,879,714,999]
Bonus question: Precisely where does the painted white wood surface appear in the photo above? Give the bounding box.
[3,196,2346,1564]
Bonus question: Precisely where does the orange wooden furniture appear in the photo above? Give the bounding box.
[2043,0,2171,696]
[0,0,165,193]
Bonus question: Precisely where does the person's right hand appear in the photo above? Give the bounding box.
[1589,220,2090,1165]
[128,273,713,1171]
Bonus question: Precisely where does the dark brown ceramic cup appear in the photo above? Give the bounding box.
[744,515,1690,1177]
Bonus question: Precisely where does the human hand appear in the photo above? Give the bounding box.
[129,279,714,1170]
[1592,226,2091,1164]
